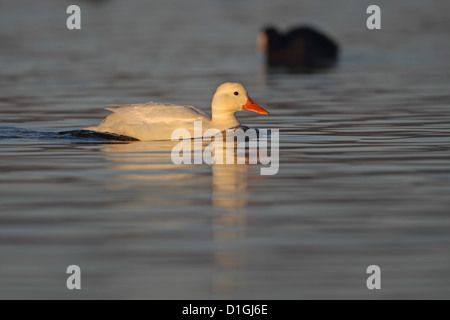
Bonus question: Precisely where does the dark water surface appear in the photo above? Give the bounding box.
[1,0,450,299]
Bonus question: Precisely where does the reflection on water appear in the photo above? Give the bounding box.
[212,164,248,209]
[212,165,249,293]
[101,141,251,294]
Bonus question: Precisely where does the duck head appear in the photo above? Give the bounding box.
[211,83,269,119]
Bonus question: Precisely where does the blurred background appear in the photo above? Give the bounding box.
[1,0,450,299]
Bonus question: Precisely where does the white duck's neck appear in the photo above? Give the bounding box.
[211,112,240,131]
[210,96,241,131]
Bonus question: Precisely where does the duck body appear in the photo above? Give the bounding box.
[85,103,213,141]
[85,83,269,141]
[260,26,339,72]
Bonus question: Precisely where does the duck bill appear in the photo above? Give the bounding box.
[243,98,270,116]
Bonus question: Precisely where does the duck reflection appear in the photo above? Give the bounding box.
[99,140,195,183]
[211,163,249,294]
[99,138,257,295]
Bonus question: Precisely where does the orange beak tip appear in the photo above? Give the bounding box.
[243,98,270,116]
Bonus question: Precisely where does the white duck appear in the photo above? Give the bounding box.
[85,82,269,141]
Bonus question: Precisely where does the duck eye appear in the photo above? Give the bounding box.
[234,92,239,96]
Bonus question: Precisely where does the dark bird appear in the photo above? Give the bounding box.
[259,26,339,73]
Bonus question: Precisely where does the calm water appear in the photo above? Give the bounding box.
[1,0,450,299]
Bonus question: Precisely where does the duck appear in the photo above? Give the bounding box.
[84,82,269,141]
[259,25,339,72]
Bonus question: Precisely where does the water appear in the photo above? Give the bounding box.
[1,0,450,299]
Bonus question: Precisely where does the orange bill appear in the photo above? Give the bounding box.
[242,98,270,116]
